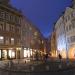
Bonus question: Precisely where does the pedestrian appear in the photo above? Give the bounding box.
[45,54,48,60]
[58,54,62,62]
[44,53,48,62]
[35,51,39,61]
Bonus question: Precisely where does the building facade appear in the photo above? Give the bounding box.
[55,16,66,58]
[0,0,46,60]
[55,6,75,59]
[50,31,57,57]
[21,17,45,59]
[64,7,75,59]
[0,0,22,60]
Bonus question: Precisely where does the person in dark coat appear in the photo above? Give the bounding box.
[58,54,62,62]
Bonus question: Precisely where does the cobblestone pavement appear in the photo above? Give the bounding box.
[0,59,75,75]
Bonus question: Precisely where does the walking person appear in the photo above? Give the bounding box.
[58,54,62,62]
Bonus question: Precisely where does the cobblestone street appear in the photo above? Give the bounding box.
[0,59,75,75]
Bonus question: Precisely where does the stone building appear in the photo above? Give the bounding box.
[50,31,57,57]
[0,0,46,60]
[55,4,75,59]
[0,0,23,60]
[55,15,66,58]
[21,16,45,59]
[64,7,75,59]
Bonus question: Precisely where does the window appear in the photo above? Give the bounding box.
[34,32,38,36]
[0,22,4,31]
[2,50,7,59]
[31,40,34,45]
[69,25,72,30]
[67,38,70,43]
[29,27,32,31]
[0,11,5,19]
[6,23,10,31]
[67,16,70,21]
[66,26,68,32]
[8,50,15,59]
[5,37,10,45]
[17,39,20,45]
[15,16,19,24]
[42,40,44,44]
[11,38,14,45]
[0,50,1,58]
[10,25,15,32]
[73,12,75,17]
[69,36,75,43]
[71,20,75,29]
[38,40,41,44]
[0,36,4,44]
[6,12,10,21]
[19,18,21,24]
[10,15,12,21]
[65,18,67,22]
[16,27,20,33]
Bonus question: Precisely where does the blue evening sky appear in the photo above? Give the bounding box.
[10,0,72,37]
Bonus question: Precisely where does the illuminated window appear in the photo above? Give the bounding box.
[8,50,15,58]
[0,50,1,58]
[42,40,44,44]
[34,32,38,36]
[11,38,14,45]
[0,36,4,44]
[12,51,15,58]
[9,50,12,58]
[11,38,14,41]
[24,48,31,58]
[2,50,7,59]
[24,50,27,57]
[27,50,30,57]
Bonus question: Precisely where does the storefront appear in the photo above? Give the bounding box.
[0,49,16,60]
[68,47,75,59]
[8,49,16,59]
[24,48,33,58]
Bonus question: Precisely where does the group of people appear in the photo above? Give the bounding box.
[35,52,49,61]
[43,53,49,62]
[35,51,62,62]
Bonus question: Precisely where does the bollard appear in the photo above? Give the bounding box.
[58,64,62,69]
[31,66,34,71]
[46,65,49,71]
